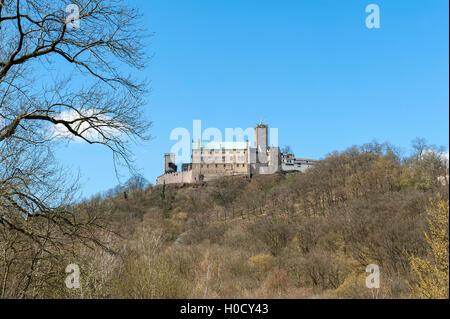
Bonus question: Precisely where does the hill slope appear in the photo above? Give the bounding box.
[1,142,448,298]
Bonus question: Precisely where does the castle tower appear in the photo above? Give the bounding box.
[164,153,177,173]
[254,124,268,150]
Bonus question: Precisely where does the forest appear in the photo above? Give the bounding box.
[1,140,448,299]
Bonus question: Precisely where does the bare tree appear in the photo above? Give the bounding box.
[0,0,151,296]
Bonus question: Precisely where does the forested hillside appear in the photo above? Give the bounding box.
[1,141,448,298]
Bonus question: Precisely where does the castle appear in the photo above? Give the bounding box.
[156,123,317,185]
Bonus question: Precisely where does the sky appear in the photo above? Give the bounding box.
[54,0,449,198]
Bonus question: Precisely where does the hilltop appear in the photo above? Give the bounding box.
[2,141,448,298]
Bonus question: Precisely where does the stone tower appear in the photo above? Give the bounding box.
[164,153,177,173]
[254,124,268,150]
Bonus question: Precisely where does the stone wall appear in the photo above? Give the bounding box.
[156,169,194,185]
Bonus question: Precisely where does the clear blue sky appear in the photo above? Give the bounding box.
[55,0,449,198]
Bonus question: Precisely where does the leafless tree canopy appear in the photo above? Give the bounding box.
[0,0,151,296]
[0,0,150,146]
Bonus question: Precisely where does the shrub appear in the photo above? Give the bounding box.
[248,254,276,280]
[409,197,449,299]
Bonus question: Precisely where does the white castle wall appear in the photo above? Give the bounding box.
[156,170,194,185]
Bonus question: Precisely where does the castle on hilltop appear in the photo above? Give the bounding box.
[156,123,317,185]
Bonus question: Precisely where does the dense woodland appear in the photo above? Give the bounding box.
[1,140,448,299]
